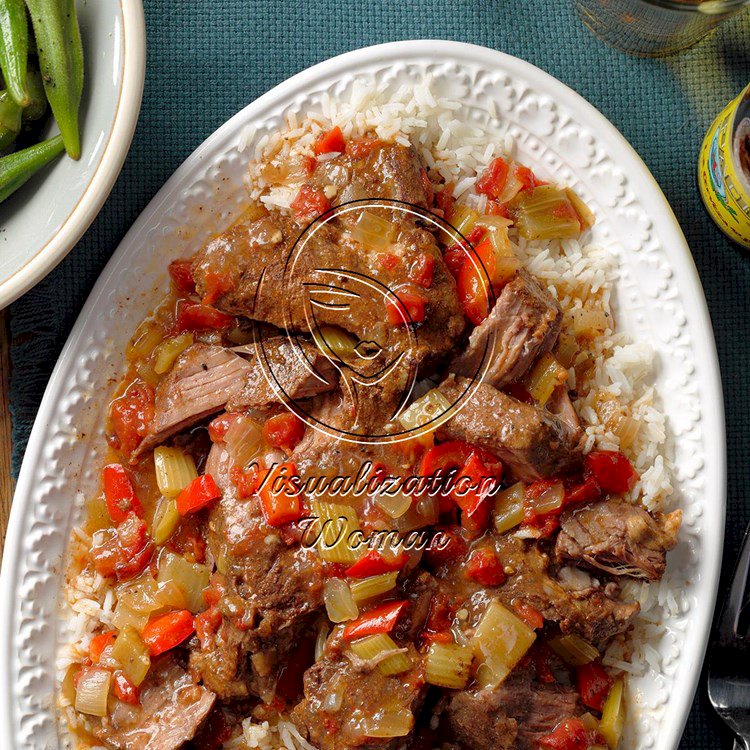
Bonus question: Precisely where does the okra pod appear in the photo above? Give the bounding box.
[0,132,63,202]
[26,0,83,160]
[22,68,45,121]
[0,88,21,150]
[0,0,28,107]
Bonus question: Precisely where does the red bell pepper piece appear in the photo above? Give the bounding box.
[263,412,306,453]
[538,718,588,750]
[457,236,500,325]
[314,126,346,155]
[584,450,639,494]
[175,300,235,333]
[142,609,195,656]
[168,259,196,295]
[345,549,410,579]
[576,660,613,712]
[176,475,222,516]
[385,288,426,326]
[342,600,410,642]
[102,463,143,523]
[476,157,509,199]
[89,630,117,663]
[466,547,506,586]
[258,462,302,526]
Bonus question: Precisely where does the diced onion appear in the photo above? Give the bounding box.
[569,307,610,338]
[580,712,600,732]
[351,210,396,250]
[594,394,640,452]
[157,552,211,613]
[493,482,525,534]
[495,166,524,205]
[310,500,362,564]
[548,634,600,666]
[74,668,111,717]
[349,572,398,603]
[350,633,412,676]
[398,389,452,433]
[154,446,198,498]
[414,495,439,525]
[111,625,151,686]
[61,664,79,705]
[374,489,412,519]
[555,332,579,369]
[471,600,536,688]
[112,603,149,632]
[126,319,163,362]
[532,482,565,515]
[86,496,110,533]
[153,333,194,375]
[315,621,330,661]
[312,325,357,359]
[323,578,358,622]
[152,496,180,545]
[494,256,522,286]
[599,678,625,749]
[525,353,568,407]
[425,642,474,689]
[225,415,264,469]
[360,708,414,738]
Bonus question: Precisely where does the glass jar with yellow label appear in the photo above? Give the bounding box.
[698,83,750,249]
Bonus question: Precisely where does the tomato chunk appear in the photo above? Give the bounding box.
[513,602,545,630]
[291,184,331,221]
[177,475,222,516]
[142,610,195,656]
[408,253,435,289]
[345,549,410,579]
[435,182,455,221]
[476,157,509,199]
[258,462,302,526]
[89,630,117,663]
[208,412,242,443]
[230,465,261,499]
[263,412,306,453]
[102,463,143,523]
[200,269,234,306]
[91,512,154,581]
[576,660,613,712]
[314,126,346,155]
[175,300,235,333]
[342,600,410,641]
[346,136,384,159]
[466,547,506,586]
[385,288,426,326]
[584,450,638,494]
[109,381,154,456]
[112,671,140,705]
[168,259,196,295]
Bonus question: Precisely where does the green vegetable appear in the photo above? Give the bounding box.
[0,133,64,201]
[0,0,29,107]
[21,68,46,121]
[0,88,21,149]
[26,0,83,159]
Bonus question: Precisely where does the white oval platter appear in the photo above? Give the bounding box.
[0,41,725,750]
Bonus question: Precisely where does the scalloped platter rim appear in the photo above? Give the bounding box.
[0,41,725,750]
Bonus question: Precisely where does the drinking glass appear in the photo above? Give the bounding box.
[575,0,749,56]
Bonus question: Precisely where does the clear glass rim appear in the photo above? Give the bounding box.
[642,0,749,12]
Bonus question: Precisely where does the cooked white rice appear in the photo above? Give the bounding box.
[59,74,676,749]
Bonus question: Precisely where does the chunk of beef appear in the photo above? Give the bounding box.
[228,337,338,411]
[444,668,582,750]
[555,499,682,581]
[315,141,432,208]
[136,344,251,455]
[450,270,562,387]
[192,151,464,430]
[437,375,584,482]
[96,656,214,750]
[432,532,638,646]
[291,631,426,750]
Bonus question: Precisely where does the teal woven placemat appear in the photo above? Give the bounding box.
[8,1,750,746]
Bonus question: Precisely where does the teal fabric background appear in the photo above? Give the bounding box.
[8,1,750,746]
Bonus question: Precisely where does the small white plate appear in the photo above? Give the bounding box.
[0,0,145,309]
[0,41,725,750]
